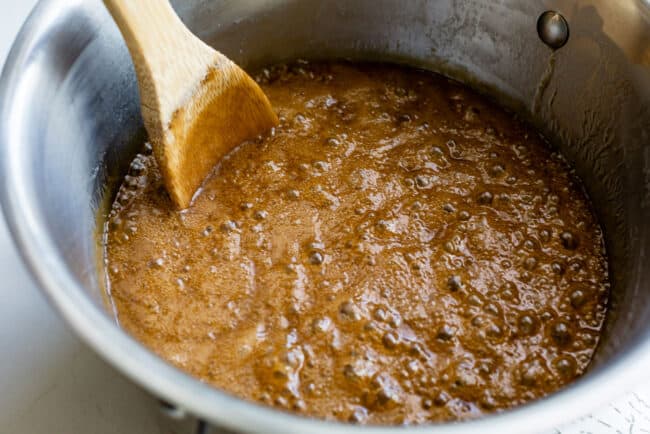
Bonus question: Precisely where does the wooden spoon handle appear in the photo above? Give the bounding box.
[103,0,218,125]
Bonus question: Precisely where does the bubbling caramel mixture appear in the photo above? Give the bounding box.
[104,62,609,424]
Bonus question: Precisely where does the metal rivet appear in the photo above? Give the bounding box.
[537,11,570,50]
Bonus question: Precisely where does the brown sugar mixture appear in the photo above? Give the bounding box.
[103,62,610,424]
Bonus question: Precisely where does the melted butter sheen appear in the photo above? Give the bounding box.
[105,62,610,424]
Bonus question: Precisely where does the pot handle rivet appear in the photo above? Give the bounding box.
[537,11,570,50]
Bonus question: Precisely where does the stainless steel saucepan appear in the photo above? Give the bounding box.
[1,1,649,433]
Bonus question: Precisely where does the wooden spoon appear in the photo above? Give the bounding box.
[104,0,278,208]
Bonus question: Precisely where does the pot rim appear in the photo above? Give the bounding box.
[2,1,650,433]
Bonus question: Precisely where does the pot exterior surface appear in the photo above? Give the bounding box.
[1,0,649,433]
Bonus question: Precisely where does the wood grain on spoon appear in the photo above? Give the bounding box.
[103,0,279,208]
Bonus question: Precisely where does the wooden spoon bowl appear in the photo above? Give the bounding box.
[104,0,279,208]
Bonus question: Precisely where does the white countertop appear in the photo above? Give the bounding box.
[0,2,648,433]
